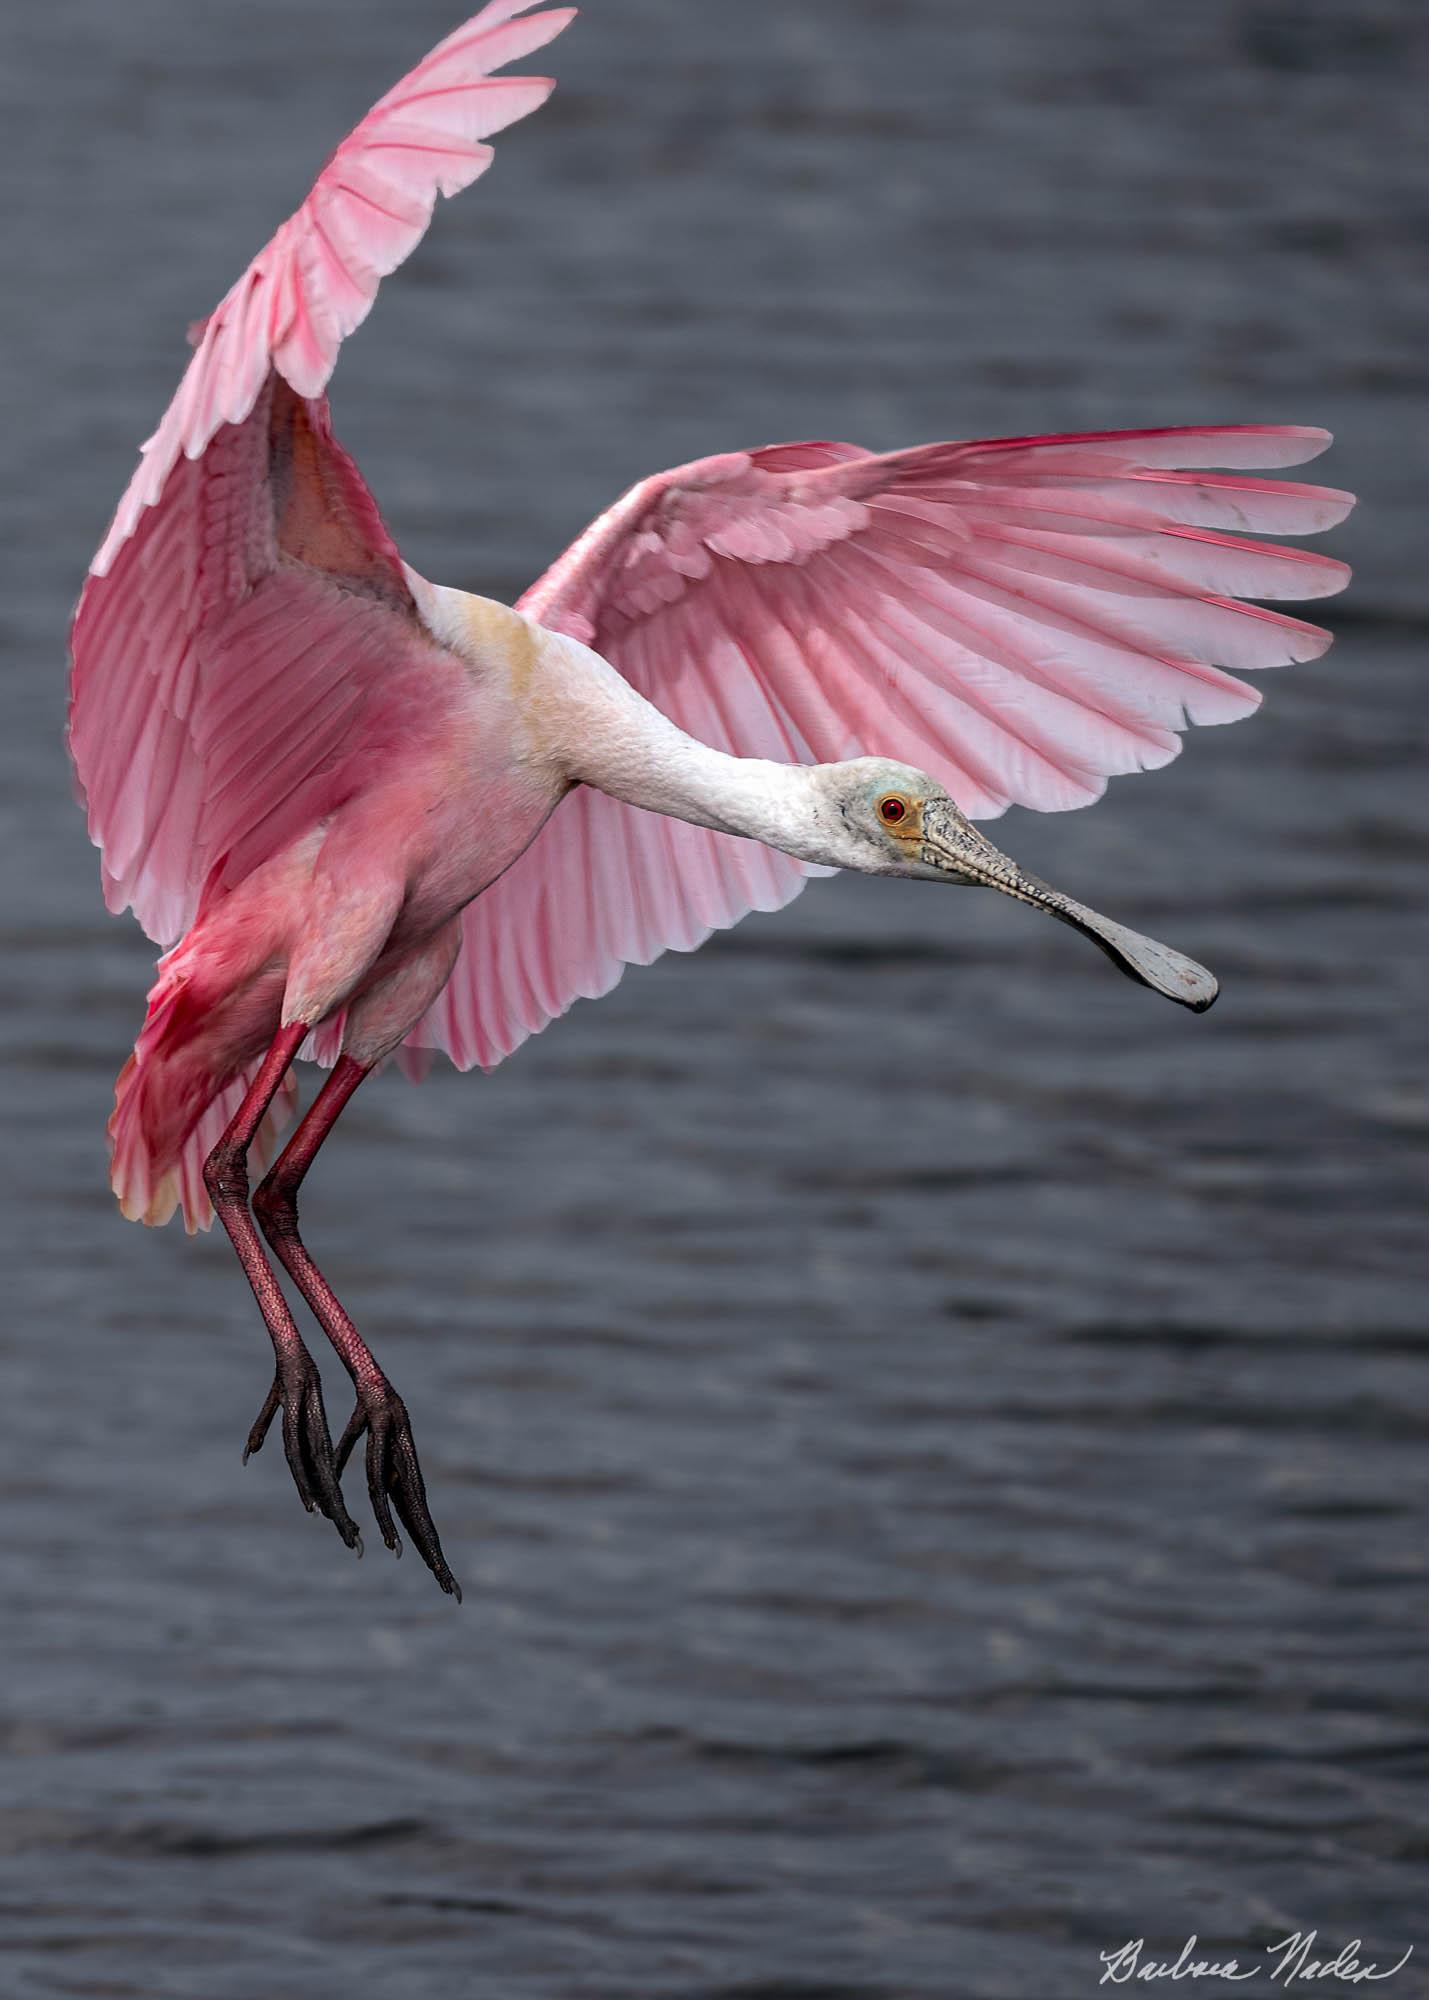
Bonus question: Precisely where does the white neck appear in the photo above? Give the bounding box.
[535,629,836,863]
[411,585,847,864]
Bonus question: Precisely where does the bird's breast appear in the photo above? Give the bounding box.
[413,581,577,765]
[383,750,566,957]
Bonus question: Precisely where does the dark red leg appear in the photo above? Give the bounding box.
[253,1056,460,1600]
[203,1023,361,1551]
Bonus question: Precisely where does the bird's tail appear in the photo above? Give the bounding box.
[109,949,298,1233]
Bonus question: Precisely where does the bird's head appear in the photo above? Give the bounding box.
[808,757,1218,1012]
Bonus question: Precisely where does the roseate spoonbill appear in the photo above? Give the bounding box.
[69,3,1355,1597]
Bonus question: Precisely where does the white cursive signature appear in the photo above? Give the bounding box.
[1098,1933,1415,1987]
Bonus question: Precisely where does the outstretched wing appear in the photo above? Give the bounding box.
[409,425,1352,1071]
[69,1,575,948]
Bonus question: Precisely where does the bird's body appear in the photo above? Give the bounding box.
[70,2,1355,1593]
[108,586,570,1229]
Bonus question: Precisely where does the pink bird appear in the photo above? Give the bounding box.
[70,2,1355,1597]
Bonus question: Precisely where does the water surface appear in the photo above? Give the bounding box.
[1,2,1425,1995]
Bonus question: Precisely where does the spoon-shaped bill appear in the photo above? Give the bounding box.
[916,802,1219,1012]
[1031,891,1219,1012]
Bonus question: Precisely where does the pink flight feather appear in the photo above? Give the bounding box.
[71,1,574,951]
[415,426,1349,1073]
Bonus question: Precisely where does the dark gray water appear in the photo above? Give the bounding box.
[2,2,1426,1995]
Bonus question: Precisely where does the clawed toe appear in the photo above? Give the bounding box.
[336,1381,460,1599]
[244,1348,362,1553]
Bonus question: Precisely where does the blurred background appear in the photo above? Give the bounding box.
[2,1,1426,1994]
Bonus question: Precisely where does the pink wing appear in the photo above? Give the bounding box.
[409,426,1352,1071]
[69,1,574,948]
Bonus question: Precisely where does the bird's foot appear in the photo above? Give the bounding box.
[335,1378,460,1600]
[244,1344,363,1554]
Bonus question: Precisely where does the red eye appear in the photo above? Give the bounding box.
[878,795,909,825]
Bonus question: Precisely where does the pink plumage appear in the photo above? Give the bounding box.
[68,4,1355,1594]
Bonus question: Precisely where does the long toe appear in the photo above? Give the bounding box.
[348,1383,460,1600]
[244,1350,362,1552]
[296,1375,363,1550]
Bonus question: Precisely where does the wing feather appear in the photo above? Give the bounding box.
[406,424,1352,1074]
[70,4,574,948]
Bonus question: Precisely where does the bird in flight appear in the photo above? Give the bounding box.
[70,1,1354,1597]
